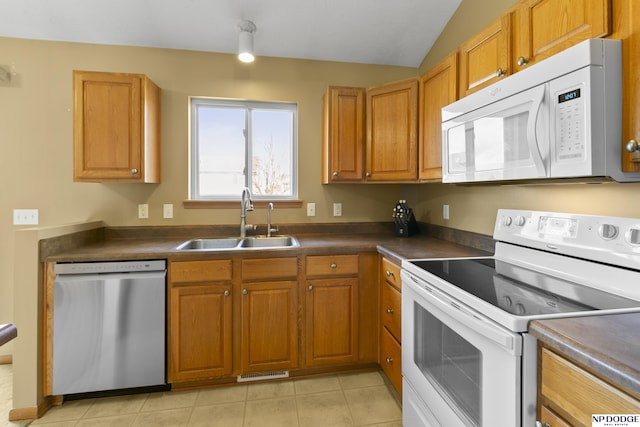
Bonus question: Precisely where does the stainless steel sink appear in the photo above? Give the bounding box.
[176,238,241,250]
[175,236,298,251]
[238,235,299,248]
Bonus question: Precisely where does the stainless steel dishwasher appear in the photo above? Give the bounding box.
[53,260,166,395]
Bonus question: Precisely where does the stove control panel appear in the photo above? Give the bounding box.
[494,209,640,269]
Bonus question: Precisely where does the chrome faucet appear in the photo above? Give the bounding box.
[240,187,255,237]
[266,202,278,237]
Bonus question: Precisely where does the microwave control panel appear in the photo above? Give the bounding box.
[556,85,586,161]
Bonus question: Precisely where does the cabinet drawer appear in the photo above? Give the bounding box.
[381,326,402,396]
[170,260,232,283]
[541,348,640,425]
[382,282,401,342]
[381,257,401,290]
[306,255,359,277]
[242,257,298,281]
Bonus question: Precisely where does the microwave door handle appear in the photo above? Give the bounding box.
[527,85,547,176]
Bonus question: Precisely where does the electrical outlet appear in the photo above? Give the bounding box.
[443,204,450,220]
[138,204,149,219]
[13,209,39,225]
[163,204,173,219]
[307,202,316,217]
[333,203,342,217]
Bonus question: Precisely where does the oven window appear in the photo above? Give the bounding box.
[414,303,481,426]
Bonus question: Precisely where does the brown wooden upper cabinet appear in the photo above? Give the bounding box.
[418,53,458,182]
[322,86,365,183]
[513,0,611,71]
[459,0,611,97]
[459,14,512,97]
[322,79,418,183]
[366,78,418,182]
[73,70,161,183]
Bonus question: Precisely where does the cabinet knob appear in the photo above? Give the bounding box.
[535,422,550,427]
[224,290,230,297]
[625,139,639,153]
[242,288,248,295]
[365,172,371,177]
[385,271,394,278]
[496,68,506,77]
[131,168,138,175]
[386,308,394,314]
[517,56,529,66]
[333,171,339,176]
[308,285,313,291]
[385,357,393,364]
[330,263,337,269]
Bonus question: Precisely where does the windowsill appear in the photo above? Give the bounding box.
[183,200,304,209]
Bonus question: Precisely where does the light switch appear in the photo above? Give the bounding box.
[13,209,39,225]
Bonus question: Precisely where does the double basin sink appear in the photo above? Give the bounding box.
[176,235,299,251]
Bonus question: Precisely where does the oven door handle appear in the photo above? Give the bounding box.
[409,275,519,354]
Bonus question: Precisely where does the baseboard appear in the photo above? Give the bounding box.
[0,355,12,364]
[9,395,61,421]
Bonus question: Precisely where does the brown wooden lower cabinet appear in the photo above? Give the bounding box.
[380,256,402,395]
[241,280,298,373]
[167,252,376,386]
[168,277,233,382]
[380,326,402,393]
[538,347,640,427]
[168,259,233,382]
[305,276,359,367]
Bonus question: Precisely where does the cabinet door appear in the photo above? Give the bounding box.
[73,70,161,183]
[168,284,232,382]
[241,281,298,372]
[380,327,402,396]
[366,79,418,182]
[613,0,640,171]
[418,53,458,182]
[459,14,512,97]
[305,277,358,366]
[513,0,611,71]
[322,86,365,183]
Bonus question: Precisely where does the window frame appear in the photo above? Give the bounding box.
[188,97,299,202]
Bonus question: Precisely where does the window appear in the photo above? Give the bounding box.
[189,98,297,200]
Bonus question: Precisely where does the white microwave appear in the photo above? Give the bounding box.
[442,38,639,183]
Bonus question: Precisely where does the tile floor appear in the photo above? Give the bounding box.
[1,364,402,427]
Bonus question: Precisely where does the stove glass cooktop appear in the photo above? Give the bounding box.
[409,258,638,316]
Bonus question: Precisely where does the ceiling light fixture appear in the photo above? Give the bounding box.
[238,20,257,63]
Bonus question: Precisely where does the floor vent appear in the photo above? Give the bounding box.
[237,371,289,383]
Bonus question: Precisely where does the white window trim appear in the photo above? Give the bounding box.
[188,97,298,201]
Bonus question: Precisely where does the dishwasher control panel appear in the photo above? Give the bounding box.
[55,260,166,275]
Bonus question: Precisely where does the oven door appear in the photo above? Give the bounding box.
[401,270,523,427]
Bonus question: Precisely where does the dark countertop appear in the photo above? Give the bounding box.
[0,324,17,347]
[43,224,494,264]
[530,314,640,400]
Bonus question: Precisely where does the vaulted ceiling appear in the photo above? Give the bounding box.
[0,0,462,67]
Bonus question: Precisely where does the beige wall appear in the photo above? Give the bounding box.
[0,37,416,361]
